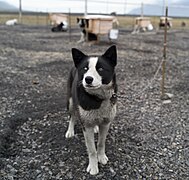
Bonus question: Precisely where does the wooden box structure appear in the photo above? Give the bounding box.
[49,13,68,25]
[135,17,151,28]
[159,17,173,29]
[84,15,115,35]
[78,15,119,42]
[132,17,153,34]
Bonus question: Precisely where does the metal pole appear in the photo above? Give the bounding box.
[19,0,22,23]
[85,0,87,16]
[141,2,143,17]
[69,8,71,42]
[161,6,168,98]
[106,0,109,14]
[124,0,127,15]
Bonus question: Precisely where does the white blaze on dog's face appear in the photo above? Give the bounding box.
[83,57,102,89]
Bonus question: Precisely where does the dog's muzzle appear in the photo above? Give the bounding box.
[85,76,93,85]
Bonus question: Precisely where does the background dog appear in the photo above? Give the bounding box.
[51,21,68,32]
[65,45,117,175]
[77,18,97,43]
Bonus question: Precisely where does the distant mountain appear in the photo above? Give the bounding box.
[129,2,189,17]
[0,1,18,11]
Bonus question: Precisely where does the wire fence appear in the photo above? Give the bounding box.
[0,2,189,29]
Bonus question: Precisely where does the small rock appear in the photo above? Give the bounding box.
[110,167,116,176]
[67,171,73,179]
[162,100,172,104]
[165,93,174,98]
[7,175,14,180]
[22,148,31,153]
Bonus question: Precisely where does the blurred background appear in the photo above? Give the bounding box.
[0,0,189,29]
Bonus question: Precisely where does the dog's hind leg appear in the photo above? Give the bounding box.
[97,123,110,165]
[83,127,99,175]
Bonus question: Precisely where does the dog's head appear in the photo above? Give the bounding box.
[71,45,117,91]
[77,18,89,28]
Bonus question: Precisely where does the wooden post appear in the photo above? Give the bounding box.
[161,6,168,98]
[46,11,48,26]
[85,22,88,42]
[36,11,39,25]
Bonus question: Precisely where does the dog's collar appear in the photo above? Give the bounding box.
[95,93,117,105]
[93,94,105,102]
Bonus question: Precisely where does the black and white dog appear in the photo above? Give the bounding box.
[77,18,97,43]
[65,45,117,175]
[51,22,68,32]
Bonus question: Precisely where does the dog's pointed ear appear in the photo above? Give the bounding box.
[72,48,87,68]
[102,45,117,67]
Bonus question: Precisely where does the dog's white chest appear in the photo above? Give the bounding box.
[79,100,116,127]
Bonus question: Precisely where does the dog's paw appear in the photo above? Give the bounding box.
[98,153,108,165]
[94,126,99,133]
[87,163,99,175]
[77,40,84,44]
[65,129,74,138]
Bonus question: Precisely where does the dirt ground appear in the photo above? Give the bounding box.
[0,24,188,180]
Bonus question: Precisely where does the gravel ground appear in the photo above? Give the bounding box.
[0,25,188,180]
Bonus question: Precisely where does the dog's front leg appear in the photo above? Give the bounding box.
[65,116,75,138]
[97,123,110,165]
[83,127,99,175]
[77,32,85,44]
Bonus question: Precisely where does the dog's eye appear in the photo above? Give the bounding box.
[98,67,103,72]
[84,67,88,71]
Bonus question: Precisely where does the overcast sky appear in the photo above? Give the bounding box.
[4,0,183,14]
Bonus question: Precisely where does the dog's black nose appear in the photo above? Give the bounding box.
[85,76,93,84]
